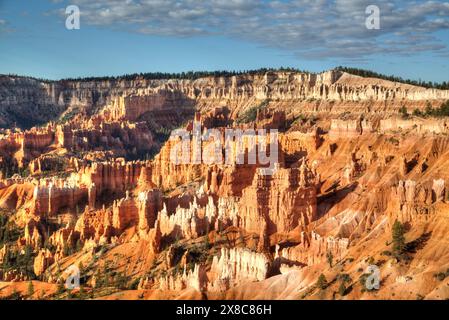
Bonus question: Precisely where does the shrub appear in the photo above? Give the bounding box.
[387,137,399,146]
[338,282,347,296]
[10,288,21,300]
[27,281,34,298]
[187,243,210,265]
[316,274,328,290]
[56,282,66,295]
[433,269,449,281]
[399,106,409,118]
[422,100,449,118]
[438,100,449,116]
[235,100,269,124]
[434,272,446,281]
[326,251,334,268]
[338,273,352,283]
[129,278,141,290]
[78,286,86,299]
[412,108,423,117]
[114,271,130,290]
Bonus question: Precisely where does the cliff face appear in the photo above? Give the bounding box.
[85,70,449,122]
[2,70,448,128]
[0,75,151,128]
[0,77,62,128]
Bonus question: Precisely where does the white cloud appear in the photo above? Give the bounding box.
[51,0,449,59]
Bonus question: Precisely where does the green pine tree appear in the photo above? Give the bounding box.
[56,281,65,295]
[326,251,334,267]
[392,220,406,257]
[317,274,328,290]
[78,261,85,274]
[78,285,85,299]
[399,106,408,118]
[10,288,21,300]
[75,239,82,252]
[27,280,34,298]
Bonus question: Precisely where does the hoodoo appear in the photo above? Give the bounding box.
[0,69,449,300]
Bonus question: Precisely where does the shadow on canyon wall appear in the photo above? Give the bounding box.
[317,182,358,219]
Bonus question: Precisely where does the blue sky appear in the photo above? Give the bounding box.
[0,0,448,82]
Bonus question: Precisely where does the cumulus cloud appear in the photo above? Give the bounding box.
[52,0,449,59]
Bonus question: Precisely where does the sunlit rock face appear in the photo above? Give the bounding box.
[2,70,448,128]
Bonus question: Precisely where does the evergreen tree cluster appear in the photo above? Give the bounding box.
[1,244,36,279]
[58,67,307,83]
[0,214,36,279]
[0,214,21,246]
[412,100,449,118]
[336,66,449,90]
[235,99,269,124]
[5,67,448,89]
[5,67,308,83]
